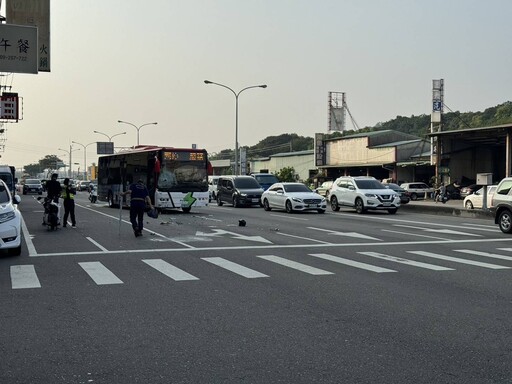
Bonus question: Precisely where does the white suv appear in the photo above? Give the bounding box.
[329,176,400,214]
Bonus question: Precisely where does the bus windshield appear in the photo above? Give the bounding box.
[157,150,207,192]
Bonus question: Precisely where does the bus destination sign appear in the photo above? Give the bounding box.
[163,151,205,161]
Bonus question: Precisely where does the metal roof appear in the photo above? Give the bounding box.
[426,123,512,145]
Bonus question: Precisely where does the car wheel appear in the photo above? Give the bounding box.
[465,201,474,210]
[217,195,223,206]
[263,198,271,211]
[232,196,239,208]
[330,196,340,211]
[8,244,21,256]
[410,193,418,201]
[355,198,365,214]
[388,208,398,214]
[498,210,512,234]
[182,207,191,213]
[317,209,325,214]
[285,200,293,213]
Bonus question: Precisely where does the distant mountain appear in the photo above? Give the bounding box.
[209,101,512,160]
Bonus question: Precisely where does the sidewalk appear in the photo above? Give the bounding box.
[401,197,494,219]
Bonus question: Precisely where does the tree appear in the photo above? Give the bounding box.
[24,155,64,177]
[275,166,296,182]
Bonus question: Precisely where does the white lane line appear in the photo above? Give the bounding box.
[408,251,510,270]
[11,265,41,289]
[142,259,199,281]
[270,214,309,221]
[309,253,397,273]
[257,255,334,275]
[393,224,481,237]
[358,251,454,271]
[308,227,381,241]
[453,249,512,261]
[381,229,450,241]
[86,237,108,252]
[21,216,37,256]
[78,262,124,285]
[202,257,268,278]
[275,232,333,244]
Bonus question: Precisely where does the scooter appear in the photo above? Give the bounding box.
[41,197,61,230]
[89,186,97,203]
[434,189,449,204]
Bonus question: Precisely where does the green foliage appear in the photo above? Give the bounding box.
[275,166,296,182]
[24,154,63,177]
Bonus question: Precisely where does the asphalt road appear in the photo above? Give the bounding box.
[1,193,511,383]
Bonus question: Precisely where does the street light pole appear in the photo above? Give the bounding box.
[117,120,158,146]
[72,141,95,180]
[58,145,80,178]
[204,80,267,175]
[93,130,127,142]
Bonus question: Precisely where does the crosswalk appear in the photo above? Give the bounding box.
[5,247,512,290]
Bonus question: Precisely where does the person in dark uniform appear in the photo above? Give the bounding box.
[46,173,61,202]
[121,179,154,237]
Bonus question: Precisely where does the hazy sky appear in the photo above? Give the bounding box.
[1,0,511,172]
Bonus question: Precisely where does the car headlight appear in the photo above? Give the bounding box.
[0,211,16,224]
[321,198,326,203]
[292,197,303,203]
[365,193,378,198]
[239,193,247,197]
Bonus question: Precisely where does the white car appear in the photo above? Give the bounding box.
[261,182,327,213]
[208,176,220,202]
[463,185,497,209]
[330,176,400,214]
[0,179,22,255]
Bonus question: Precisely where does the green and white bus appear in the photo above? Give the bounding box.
[97,145,210,213]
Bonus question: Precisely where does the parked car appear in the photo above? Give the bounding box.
[22,178,43,195]
[463,185,496,209]
[460,184,482,198]
[216,176,264,207]
[399,182,434,201]
[0,179,22,255]
[383,182,410,204]
[261,182,326,213]
[330,176,400,214]
[314,181,333,197]
[251,173,279,191]
[77,180,92,191]
[208,176,220,202]
[492,177,512,233]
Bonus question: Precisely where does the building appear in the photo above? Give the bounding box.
[249,150,315,181]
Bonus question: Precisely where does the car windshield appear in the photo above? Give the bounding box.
[234,178,261,189]
[385,183,402,191]
[26,179,40,184]
[284,184,311,193]
[255,175,279,184]
[355,179,386,189]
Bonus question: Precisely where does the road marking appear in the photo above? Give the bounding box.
[142,259,199,281]
[86,237,108,252]
[202,257,269,278]
[308,227,381,241]
[393,224,482,237]
[196,229,272,244]
[453,249,512,261]
[11,265,41,289]
[21,216,37,256]
[275,232,333,244]
[358,251,454,271]
[78,262,123,285]
[381,229,450,241]
[408,251,510,269]
[270,214,310,221]
[309,253,396,273]
[257,255,334,275]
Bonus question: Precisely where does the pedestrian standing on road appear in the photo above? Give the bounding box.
[62,178,77,228]
[46,173,61,202]
[120,178,154,237]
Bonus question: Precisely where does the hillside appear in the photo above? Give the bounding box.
[209,101,512,160]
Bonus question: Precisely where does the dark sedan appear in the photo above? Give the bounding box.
[383,183,410,204]
[460,184,482,198]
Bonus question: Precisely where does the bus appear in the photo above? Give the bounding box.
[97,146,210,212]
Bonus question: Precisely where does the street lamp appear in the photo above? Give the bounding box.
[117,120,158,146]
[58,145,81,178]
[72,141,95,180]
[93,130,127,142]
[204,80,267,175]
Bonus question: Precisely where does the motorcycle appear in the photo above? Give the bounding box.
[434,188,449,204]
[41,197,61,230]
[89,186,97,203]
